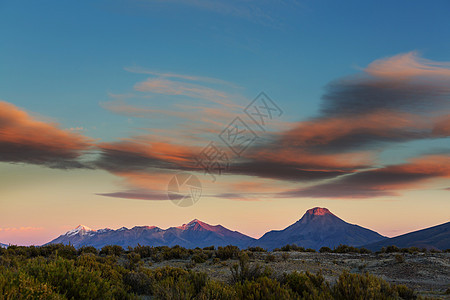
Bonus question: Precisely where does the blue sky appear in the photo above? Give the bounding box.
[0,0,449,245]
[3,0,450,137]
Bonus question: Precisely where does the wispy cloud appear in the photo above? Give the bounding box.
[125,66,240,88]
[0,227,43,232]
[3,53,449,202]
[97,190,179,201]
[278,154,450,199]
[364,51,450,79]
[134,77,240,108]
[98,53,450,200]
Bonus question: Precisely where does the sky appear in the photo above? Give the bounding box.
[0,0,449,245]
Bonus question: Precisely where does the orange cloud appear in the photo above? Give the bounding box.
[0,101,92,168]
[365,51,450,79]
[280,110,426,149]
[432,114,450,137]
[280,154,450,199]
[134,77,239,108]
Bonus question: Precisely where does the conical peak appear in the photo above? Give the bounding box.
[305,207,333,216]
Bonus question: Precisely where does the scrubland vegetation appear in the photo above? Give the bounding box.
[1,243,446,299]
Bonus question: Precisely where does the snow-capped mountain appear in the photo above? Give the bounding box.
[47,219,255,249]
[253,207,386,250]
[64,225,95,237]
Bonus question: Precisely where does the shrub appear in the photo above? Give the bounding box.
[333,271,416,300]
[162,245,190,260]
[123,271,153,295]
[282,271,332,298]
[100,245,124,256]
[319,246,332,253]
[151,267,208,299]
[192,254,207,264]
[0,266,63,299]
[394,254,405,263]
[126,252,142,270]
[230,253,272,284]
[24,256,130,299]
[78,245,98,255]
[385,245,400,253]
[216,245,240,260]
[203,246,215,251]
[131,244,155,258]
[333,244,360,253]
[281,252,290,261]
[36,244,77,259]
[197,280,237,300]
[265,253,276,263]
[280,244,306,252]
[359,247,371,254]
[235,276,297,299]
[246,247,267,252]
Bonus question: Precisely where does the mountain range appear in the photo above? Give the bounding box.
[44,207,449,250]
[363,221,450,251]
[47,219,255,249]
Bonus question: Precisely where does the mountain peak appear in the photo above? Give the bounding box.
[305,207,333,216]
[177,219,209,230]
[65,225,94,236]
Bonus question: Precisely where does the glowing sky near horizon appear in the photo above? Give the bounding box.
[0,0,449,245]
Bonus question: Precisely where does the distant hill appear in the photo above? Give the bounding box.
[47,219,255,249]
[363,222,450,251]
[253,207,386,250]
[0,243,8,248]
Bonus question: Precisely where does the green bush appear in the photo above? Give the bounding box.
[197,280,237,300]
[385,245,400,253]
[282,271,332,299]
[359,247,371,254]
[123,271,153,295]
[99,245,124,256]
[0,266,63,299]
[235,276,297,300]
[24,256,130,299]
[265,253,276,263]
[333,271,416,300]
[0,244,422,299]
[333,244,360,253]
[319,246,332,253]
[192,253,207,264]
[246,247,267,252]
[230,253,272,284]
[77,246,98,256]
[280,244,306,252]
[216,245,240,260]
[151,267,208,299]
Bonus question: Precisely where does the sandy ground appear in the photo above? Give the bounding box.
[146,251,450,299]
